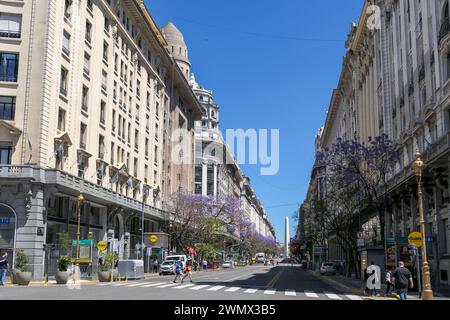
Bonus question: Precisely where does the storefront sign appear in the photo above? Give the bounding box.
[0,204,16,249]
[149,235,158,244]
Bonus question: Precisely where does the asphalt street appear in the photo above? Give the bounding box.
[0,265,369,300]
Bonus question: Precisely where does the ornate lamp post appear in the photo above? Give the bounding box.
[75,192,85,267]
[411,151,433,300]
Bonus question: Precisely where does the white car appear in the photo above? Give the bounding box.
[320,262,337,275]
[159,260,176,275]
[222,261,233,269]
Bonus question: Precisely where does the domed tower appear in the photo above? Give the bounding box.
[161,22,191,80]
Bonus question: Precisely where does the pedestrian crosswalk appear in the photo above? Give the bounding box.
[96,281,367,300]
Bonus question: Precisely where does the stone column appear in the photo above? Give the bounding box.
[213,164,218,196]
[202,162,207,196]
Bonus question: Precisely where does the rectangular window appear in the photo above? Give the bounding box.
[0,96,15,120]
[144,165,148,183]
[103,41,109,61]
[0,53,19,82]
[134,157,138,177]
[145,138,149,157]
[112,110,116,132]
[444,219,449,255]
[57,108,66,131]
[102,71,108,91]
[0,145,12,164]
[60,67,68,96]
[110,142,114,164]
[134,129,139,150]
[84,53,90,75]
[100,101,106,125]
[62,30,71,55]
[80,123,87,150]
[82,86,89,111]
[154,146,158,163]
[87,0,93,12]
[85,21,92,43]
[0,13,22,38]
[64,0,73,20]
[98,135,105,159]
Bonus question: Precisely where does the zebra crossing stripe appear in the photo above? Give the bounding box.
[190,285,210,291]
[346,295,364,300]
[173,284,195,289]
[225,287,240,292]
[114,283,129,287]
[264,290,276,295]
[305,291,319,298]
[325,293,342,300]
[126,282,151,287]
[98,283,111,286]
[207,286,225,292]
[157,283,180,288]
[244,289,258,294]
[285,290,296,296]
[141,282,165,288]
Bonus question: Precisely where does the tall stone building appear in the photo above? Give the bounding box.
[0,0,202,279]
[301,0,450,292]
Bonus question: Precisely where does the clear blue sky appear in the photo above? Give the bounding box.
[146,0,363,241]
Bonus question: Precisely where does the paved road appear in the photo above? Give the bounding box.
[0,265,365,300]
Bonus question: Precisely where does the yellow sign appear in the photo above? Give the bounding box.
[97,241,107,251]
[149,235,158,244]
[408,232,422,248]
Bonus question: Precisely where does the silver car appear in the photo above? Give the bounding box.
[159,260,176,275]
[320,262,337,275]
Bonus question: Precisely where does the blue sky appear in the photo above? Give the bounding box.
[146,0,363,241]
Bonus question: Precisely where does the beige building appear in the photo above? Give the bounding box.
[0,0,201,279]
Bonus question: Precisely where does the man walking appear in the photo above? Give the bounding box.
[392,261,414,300]
[0,251,9,286]
[173,261,184,283]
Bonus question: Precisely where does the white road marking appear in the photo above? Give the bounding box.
[264,290,276,295]
[127,282,154,287]
[173,283,195,289]
[141,282,165,288]
[190,285,210,291]
[305,291,319,298]
[325,293,342,300]
[285,290,297,296]
[157,283,180,288]
[346,295,364,300]
[225,287,240,292]
[113,283,129,286]
[98,283,111,286]
[207,286,225,291]
[244,289,258,294]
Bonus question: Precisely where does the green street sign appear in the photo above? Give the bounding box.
[386,237,395,244]
[72,240,93,246]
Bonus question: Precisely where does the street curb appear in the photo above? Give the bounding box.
[308,270,366,295]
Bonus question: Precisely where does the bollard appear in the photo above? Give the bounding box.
[109,271,113,283]
[125,272,128,283]
[118,273,121,283]
[44,274,48,286]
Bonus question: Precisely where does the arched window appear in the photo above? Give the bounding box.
[114,216,120,239]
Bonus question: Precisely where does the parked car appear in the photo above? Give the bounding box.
[165,255,187,269]
[320,262,337,275]
[159,260,176,275]
[222,261,233,269]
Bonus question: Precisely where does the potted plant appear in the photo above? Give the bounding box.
[97,252,118,282]
[14,249,32,286]
[55,256,71,284]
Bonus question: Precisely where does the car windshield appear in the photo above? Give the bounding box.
[165,257,180,261]
[162,261,174,266]
[323,263,334,267]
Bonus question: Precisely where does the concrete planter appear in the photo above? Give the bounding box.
[98,271,112,282]
[10,268,19,284]
[55,270,70,284]
[15,272,32,286]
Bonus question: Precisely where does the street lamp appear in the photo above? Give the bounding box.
[75,191,85,267]
[411,151,433,300]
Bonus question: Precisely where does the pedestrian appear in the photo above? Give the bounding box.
[181,260,193,283]
[0,251,9,286]
[202,259,208,272]
[173,261,184,283]
[153,259,159,274]
[392,261,414,300]
[385,269,394,296]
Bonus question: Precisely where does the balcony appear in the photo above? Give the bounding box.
[0,75,17,82]
[0,30,21,39]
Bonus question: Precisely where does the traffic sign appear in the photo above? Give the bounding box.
[408,232,422,248]
[97,241,107,252]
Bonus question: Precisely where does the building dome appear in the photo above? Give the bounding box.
[161,22,191,79]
